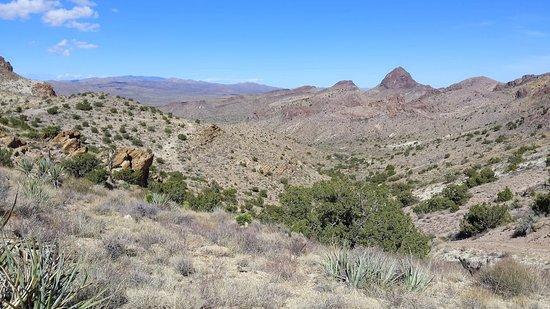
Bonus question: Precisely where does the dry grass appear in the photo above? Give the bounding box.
[478,258,543,298]
[1,167,549,308]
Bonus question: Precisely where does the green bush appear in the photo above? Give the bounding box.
[459,203,511,237]
[188,182,237,212]
[148,171,189,203]
[496,187,513,202]
[41,125,60,139]
[177,133,188,141]
[442,183,471,206]
[0,148,13,167]
[112,169,142,185]
[531,192,549,216]
[465,167,496,187]
[391,182,418,207]
[85,168,110,184]
[62,153,101,178]
[75,100,93,111]
[46,106,59,114]
[272,178,430,257]
[235,212,253,226]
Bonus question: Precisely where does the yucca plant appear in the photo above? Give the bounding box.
[145,192,170,207]
[36,158,54,180]
[402,259,434,292]
[0,240,107,308]
[48,164,64,188]
[17,158,34,176]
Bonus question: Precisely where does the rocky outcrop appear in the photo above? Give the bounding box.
[515,88,528,99]
[112,147,154,185]
[200,125,224,145]
[1,136,26,148]
[50,130,87,156]
[31,83,56,97]
[0,56,19,80]
[379,67,419,90]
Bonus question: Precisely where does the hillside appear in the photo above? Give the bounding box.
[50,76,281,106]
[0,56,549,307]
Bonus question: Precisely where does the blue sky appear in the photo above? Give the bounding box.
[0,0,549,88]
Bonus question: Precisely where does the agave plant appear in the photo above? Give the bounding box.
[401,258,434,292]
[0,240,108,308]
[36,158,54,180]
[17,158,34,176]
[48,164,64,188]
[146,192,170,207]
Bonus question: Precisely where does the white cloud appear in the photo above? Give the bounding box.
[0,0,100,31]
[42,5,97,24]
[48,38,98,56]
[0,0,58,19]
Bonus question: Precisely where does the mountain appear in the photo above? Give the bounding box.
[49,76,281,106]
[163,67,549,147]
[0,56,56,97]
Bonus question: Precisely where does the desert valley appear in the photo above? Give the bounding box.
[0,53,548,307]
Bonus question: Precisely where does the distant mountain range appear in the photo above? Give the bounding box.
[49,76,281,106]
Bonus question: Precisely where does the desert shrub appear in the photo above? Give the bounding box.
[442,183,471,206]
[496,187,513,202]
[188,182,237,212]
[391,182,418,207]
[148,171,189,204]
[275,178,430,257]
[459,203,511,237]
[112,169,142,185]
[85,168,109,184]
[478,259,541,297]
[323,248,433,290]
[75,100,92,111]
[41,125,61,139]
[0,148,13,167]
[174,256,195,276]
[0,240,106,307]
[62,153,101,178]
[46,106,59,114]
[465,167,496,187]
[235,212,253,226]
[177,133,187,141]
[413,196,457,214]
[531,192,549,216]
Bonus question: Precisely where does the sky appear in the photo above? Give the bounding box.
[0,0,549,88]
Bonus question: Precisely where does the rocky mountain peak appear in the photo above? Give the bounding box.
[379,66,419,90]
[0,56,14,73]
[329,80,359,91]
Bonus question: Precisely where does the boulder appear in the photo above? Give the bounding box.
[31,82,56,97]
[51,130,87,156]
[515,88,528,99]
[1,136,26,148]
[112,147,154,185]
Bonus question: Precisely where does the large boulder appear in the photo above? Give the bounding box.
[31,82,56,97]
[50,130,87,156]
[112,147,154,185]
